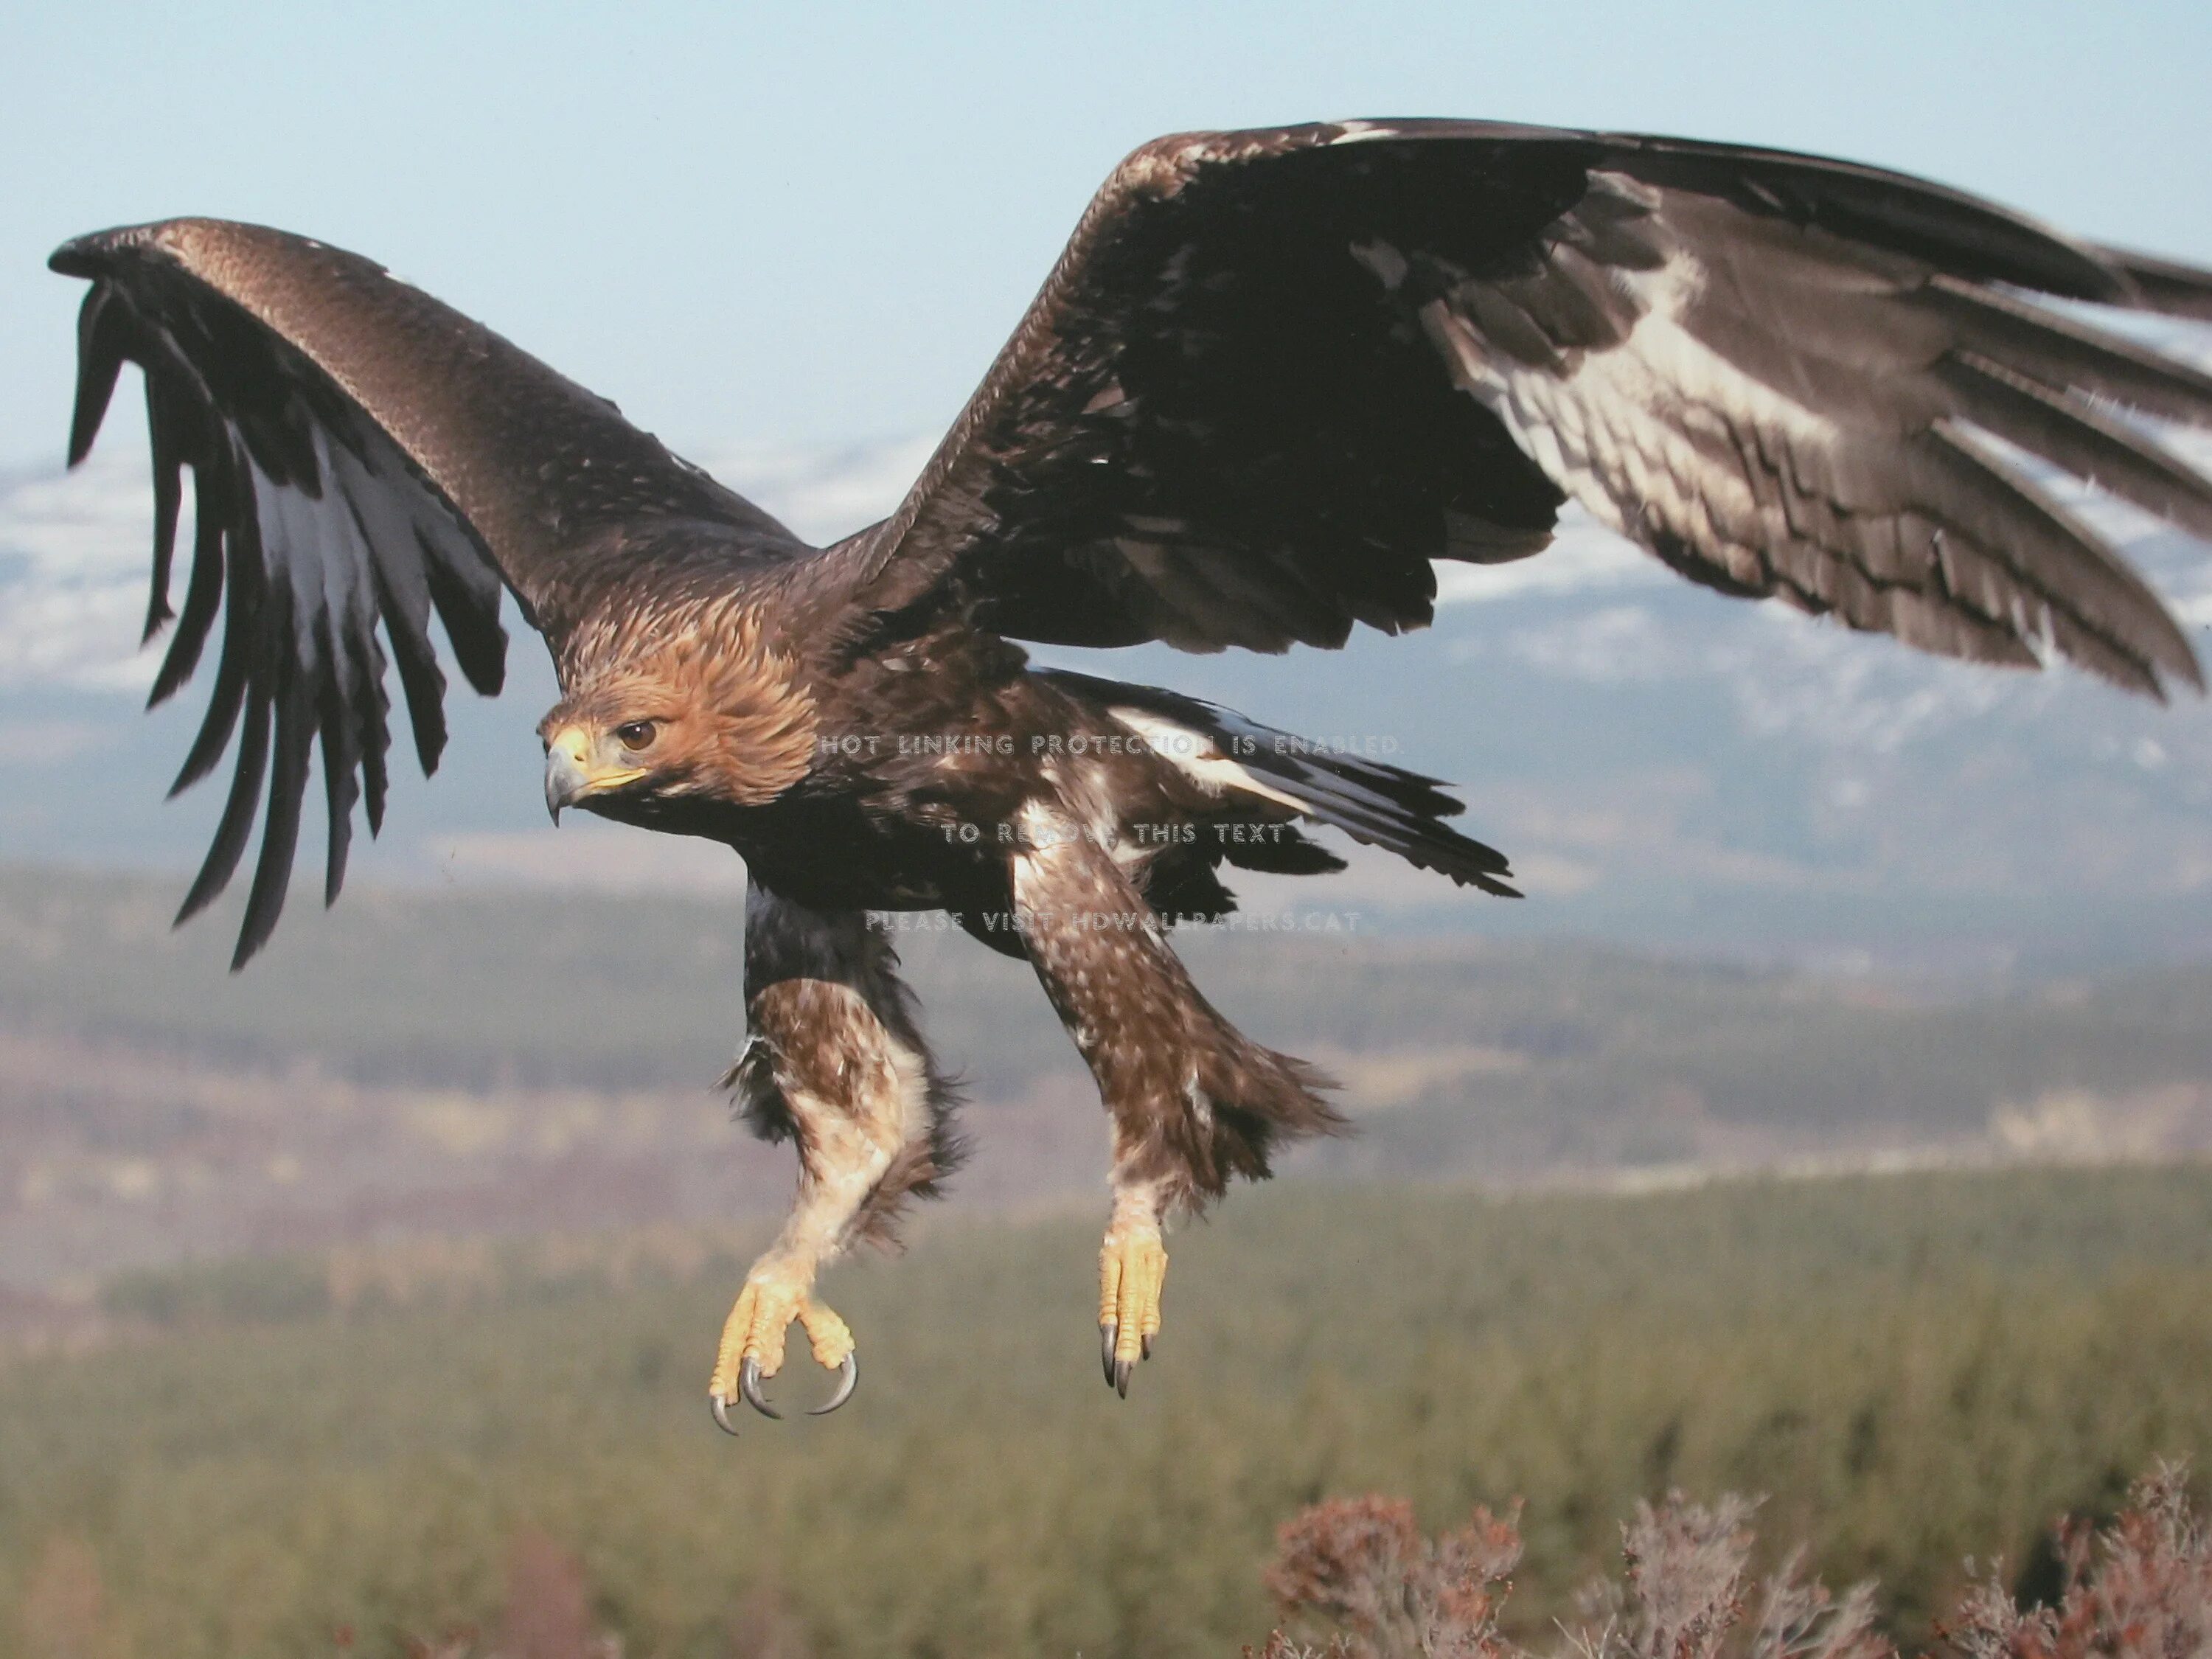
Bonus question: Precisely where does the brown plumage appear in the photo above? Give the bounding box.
[540,595,818,808]
[51,119,2212,1413]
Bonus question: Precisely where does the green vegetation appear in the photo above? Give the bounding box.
[7,1166,2212,1658]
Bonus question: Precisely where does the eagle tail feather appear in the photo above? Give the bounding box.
[1040,667,1520,897]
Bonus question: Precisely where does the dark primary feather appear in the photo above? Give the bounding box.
[852,119,2212,697]
[50,219,799,966]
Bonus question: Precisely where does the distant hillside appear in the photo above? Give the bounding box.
[3,865,2209,1290]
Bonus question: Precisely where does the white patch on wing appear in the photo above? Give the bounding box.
[1103,706,1307,813]
[1420,188,1843,589]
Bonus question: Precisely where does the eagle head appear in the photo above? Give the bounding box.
[539,601,816,823]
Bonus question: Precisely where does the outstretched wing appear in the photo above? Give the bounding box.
[52,218,799,966]
[848,120,2212,695]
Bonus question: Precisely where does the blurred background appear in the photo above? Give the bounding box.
[5,4,2212,1656]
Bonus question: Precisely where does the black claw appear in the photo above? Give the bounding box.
[810,1352,858,1416]
[711,1393,742,1436]
[1141,1332,1153,1361]
[1114,1356,1133,1398]
[739,1357,783,1420]
[1101,1321,1118,1386]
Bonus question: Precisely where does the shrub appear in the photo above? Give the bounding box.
[1254,1467,2206,1659]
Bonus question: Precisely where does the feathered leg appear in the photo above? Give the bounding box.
[708,883,963,1425]
[1008,803,1340,1396]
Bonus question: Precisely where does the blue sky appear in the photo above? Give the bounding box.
[5,1,2211,468]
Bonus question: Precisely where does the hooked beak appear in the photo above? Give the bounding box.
[542,724,647,824]
[546,744,591,824]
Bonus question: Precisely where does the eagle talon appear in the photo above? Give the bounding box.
[739,1356,784,1419]
[810,1352,858,1416]
[1114,1356,1133,1397]
[721,1351,855,1422]
[712,1280,859,1428]
[1101,1321,1118,1385]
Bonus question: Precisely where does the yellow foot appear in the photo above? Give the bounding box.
[707,1275,858,1432]
[1098,1227,1166,1397]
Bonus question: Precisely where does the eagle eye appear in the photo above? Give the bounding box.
[615,720,659,752]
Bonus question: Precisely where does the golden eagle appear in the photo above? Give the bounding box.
[52,121,2212,1425]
